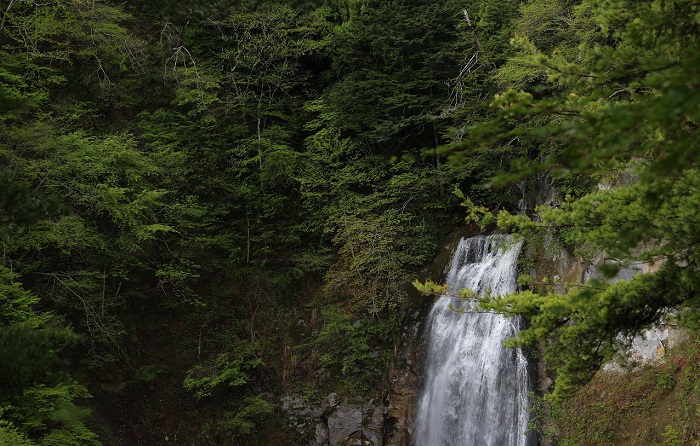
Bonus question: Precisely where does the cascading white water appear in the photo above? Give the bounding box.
[414,235,531,446]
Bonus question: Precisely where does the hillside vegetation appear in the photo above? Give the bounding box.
[0,0,697,444]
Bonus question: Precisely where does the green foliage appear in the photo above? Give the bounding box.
[653,371,676,392]
[0,0,152,120]
[134,365,161,384]
[412,279,448,297]
[183,343,263,399]
[486,170,700,399]
[323,0,465,151]
[0,0,469,443]
[0,421,35,446]
[309,306,395,391]
[217,394,275,438]
[0,325,79,403]
[0,266,49,328]
[9,382,100,446]
[15,0,700,441]
[526,392,562,441]
[325,213,432,315]
[554,174,596,202]
[661,425,683,446]
[0,169,64,228]
[549,337,700,444]
[456,186,496,230]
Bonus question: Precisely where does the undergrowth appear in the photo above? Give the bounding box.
[534,334,700,445]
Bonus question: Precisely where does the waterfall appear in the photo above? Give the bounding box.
[414,235,531,446]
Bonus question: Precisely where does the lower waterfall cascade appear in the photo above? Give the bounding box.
[414,235,532,446]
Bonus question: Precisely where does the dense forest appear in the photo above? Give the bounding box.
[0,0,698,444]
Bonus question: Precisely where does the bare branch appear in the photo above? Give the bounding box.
[0,0,15,36]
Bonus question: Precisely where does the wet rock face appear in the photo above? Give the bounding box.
[383,362,418,446]
[282,393,384,446]
[282,395,323,437]
[383,303,432,446]
[326,402,381,446]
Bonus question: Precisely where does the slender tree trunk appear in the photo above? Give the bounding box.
[0,0,16,36]
[463,9,482,51]
[246,215,251,264]
[257,101,263,187]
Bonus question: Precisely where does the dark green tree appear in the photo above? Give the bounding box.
[458,0,700,399]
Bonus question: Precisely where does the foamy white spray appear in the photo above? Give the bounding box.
[414,235,530,446]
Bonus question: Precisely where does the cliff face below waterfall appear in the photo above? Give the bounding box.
[381,229,468,446]
[277,221,698,446]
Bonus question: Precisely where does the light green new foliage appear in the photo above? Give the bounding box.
[325,213,431,315]
[183,343,263,400]
[0,267,49,328]
[11,383,101,446]
[218,395,275,437]
[309,305,396,391]
[495,0,598,89]
[0,421,35,446]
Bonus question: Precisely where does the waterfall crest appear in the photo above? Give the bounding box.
[414,235,531,446]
